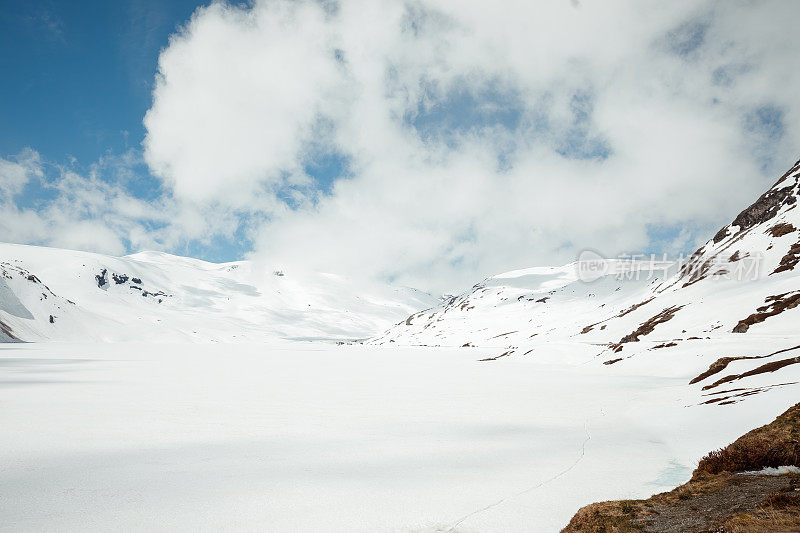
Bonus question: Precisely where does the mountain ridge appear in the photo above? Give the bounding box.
[367,157,800,404]
[0,242,436,343]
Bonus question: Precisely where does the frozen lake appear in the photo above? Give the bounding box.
[0,342,795,532]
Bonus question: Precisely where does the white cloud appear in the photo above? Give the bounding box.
[0,148,42,198]
[0,149,248,257]
[140,0,800,293]
[143,0,346,206]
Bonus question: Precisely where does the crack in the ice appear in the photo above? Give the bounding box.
[445,419,592,532]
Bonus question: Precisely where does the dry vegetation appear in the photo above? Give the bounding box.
[613,306,683,347]
[701,356,800,391]
[768,222,797,238]
[691,345,800,387]
[694,403,800,475]
[774,240,800,274]
[733,291,800,333]
[561,403,800,533]
[690,356,760,385]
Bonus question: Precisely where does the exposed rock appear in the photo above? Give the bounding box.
[713,225,730,244]
[618,306,683,344]
[478,350,512,361]
[652,342,677,349]
[687,345,800,384]
[768,222,797,237]
[774,240,800,274]
[95,269,108,289]
[703,355,800,390]
[731,184,797,235]
[732,322,749,333]
[733,291,800,332]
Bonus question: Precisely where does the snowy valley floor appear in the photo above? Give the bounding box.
[1,341,798,532]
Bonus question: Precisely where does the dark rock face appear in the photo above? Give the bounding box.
[732,322,749,333]
[712,225,730,244]
[773,157,800,186]
[95,269,108,288]
[730,185,796,233]
[141,289,169,301]
[710,160,799,244]
[94,271,168,302]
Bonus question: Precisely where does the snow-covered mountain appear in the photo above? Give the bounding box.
[0,243,436,342]
[371,158,800,401]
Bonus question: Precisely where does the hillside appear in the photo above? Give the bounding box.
[374,157,800,350]
[561,402,800,532]
[369,158,800,404]
[0,244,436,342]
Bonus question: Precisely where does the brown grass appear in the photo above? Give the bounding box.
[694,403,800,476]
[560,500,644,533]
[719,510,800,533]
[733,291,800,333]
[692,345,800,387]
[561,403,800,533]
[618,306,683,344]
[714,490,800,532]
[653,342,677,349]
[768,222,797,237]
[617,298,655,318]
[763,491,800,509]
[691,356,754,384]
[773,240,800,274]
[702,356,800,390]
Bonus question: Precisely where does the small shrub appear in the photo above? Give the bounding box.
[763,492,800,510]
[694,403,800,476]
[695,438,800,475]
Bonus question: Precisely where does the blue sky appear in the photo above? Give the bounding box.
[0,0,203,164]
[0,1,797,292]
[0,0,353,262]
[0,0,227,256]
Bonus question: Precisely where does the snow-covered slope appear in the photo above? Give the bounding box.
[0,244,436,342]
[371,158,800,400]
